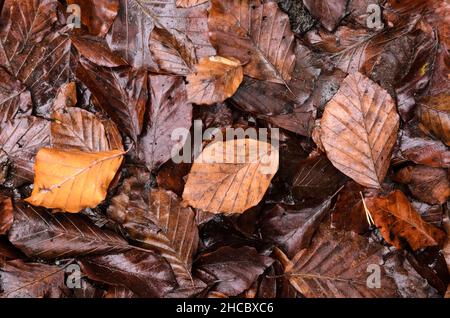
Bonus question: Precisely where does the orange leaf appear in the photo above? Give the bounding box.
[365,190,446,251]
[26,148,124,213]
[182,139,278,214]
[186,56,243,105]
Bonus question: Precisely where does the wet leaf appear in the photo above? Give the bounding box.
[139,75,192,171]
[320,72,400,188]
[0,194,13,235]
[194,246,273,296]
[79,249,177,297]
[365,190,446,251]
[176,0,207,8]
[76,59,148,142]
[186,56,243,105]
[0,67,32,124]
[393,165,450,205]
[8,201,130,259]
[208,0,295,84]
[71,35,128,67]
[25,148,124,213]
[183,139,279,214]
[0,259,69,298]
[108,181,199,285]
[303,0,347,32]
[277,224,399,298]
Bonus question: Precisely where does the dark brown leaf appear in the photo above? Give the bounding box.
[76,59,148,142]
[79,249,177,297]
[71,35,128,67]
[393,165,450,205]
[139,75,192,171]
[0,259,69,298]
[303,0,347,32]
[0,194,12,235]
[194,246,273,296]
[8,201,131,259]
[0,67,32,124]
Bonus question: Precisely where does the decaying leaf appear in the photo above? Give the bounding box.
[365,190,446,251]
[194,246,273,296]
[0,67,32,124]
[183,139,279,214]
[277,224,399,298]
[320,72,400,188]
[108,179,199,285]
[139,75,192,171]
[186,56,243,105]
[208,0,296,84]
[8,201,130,259]
[303,0,347,31]
[176,0,208,8]
[79,249,177,297]
[0,259,69,298]
[25,148,124,213]
[0,194,13,235]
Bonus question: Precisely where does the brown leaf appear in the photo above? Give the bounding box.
[330,181,369,234]
[176,0,208,8]
[108,182,199,285]
[277,225,399,298]
[303,0,347,31]
[8,201,130,259]
[418,94,450,146]
[0,67,32,124]
[79,249,177,297]
[156,161,191,196]
[67,0,119,37]
[393,165,450,205]
[194,246,273,296]
[0,117,50,184]
[106,0,214,69]
[149,27,197,76]
[51,107,123,152]
[260,198,333,258]
[0,0,72,116]
[186,56,243,105]
[208,0,295,84]
[399,129,450,168]
[51,82,77,112]
[71,35,128,67]
[139,75,192,171]
[182,139,279,214]
[76,59,148,142]
[25,148,124,213]
[320,72,400,188]
[365,190,446,251]
[0,194,13,235]
[0,259,69,298]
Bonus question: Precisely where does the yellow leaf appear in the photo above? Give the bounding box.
[26,148,124,213]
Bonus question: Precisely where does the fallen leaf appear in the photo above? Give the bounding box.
[276,224,399,297]
[365,190,446,250]
[186,56,243,105]
[182,139,279,214]
[320,72,400,188]
[51,82,77,112]
[176,0,207,8]
[8,201,130,259]
[71,35,128,67]
[393,165,450,205]
[67,0,119,37]
[0,259,69,298]
[76,59,148,142]
[139,75,192,171]
[51,107,123,152]
[25,148,124,213]
[108,181,199,285]
[194,246,273,296]
[0,67,32,124]
[79,249,177,297]
[260,198,333,258]
[0,117,50,185]
[303,0,347,31]
[0,194,13,235]
[156,161,192,196]
[208,0,296,84]
[149,27,197,76]
[418,94,450,146]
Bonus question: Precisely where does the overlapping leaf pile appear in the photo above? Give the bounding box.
[0,0,449,298]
